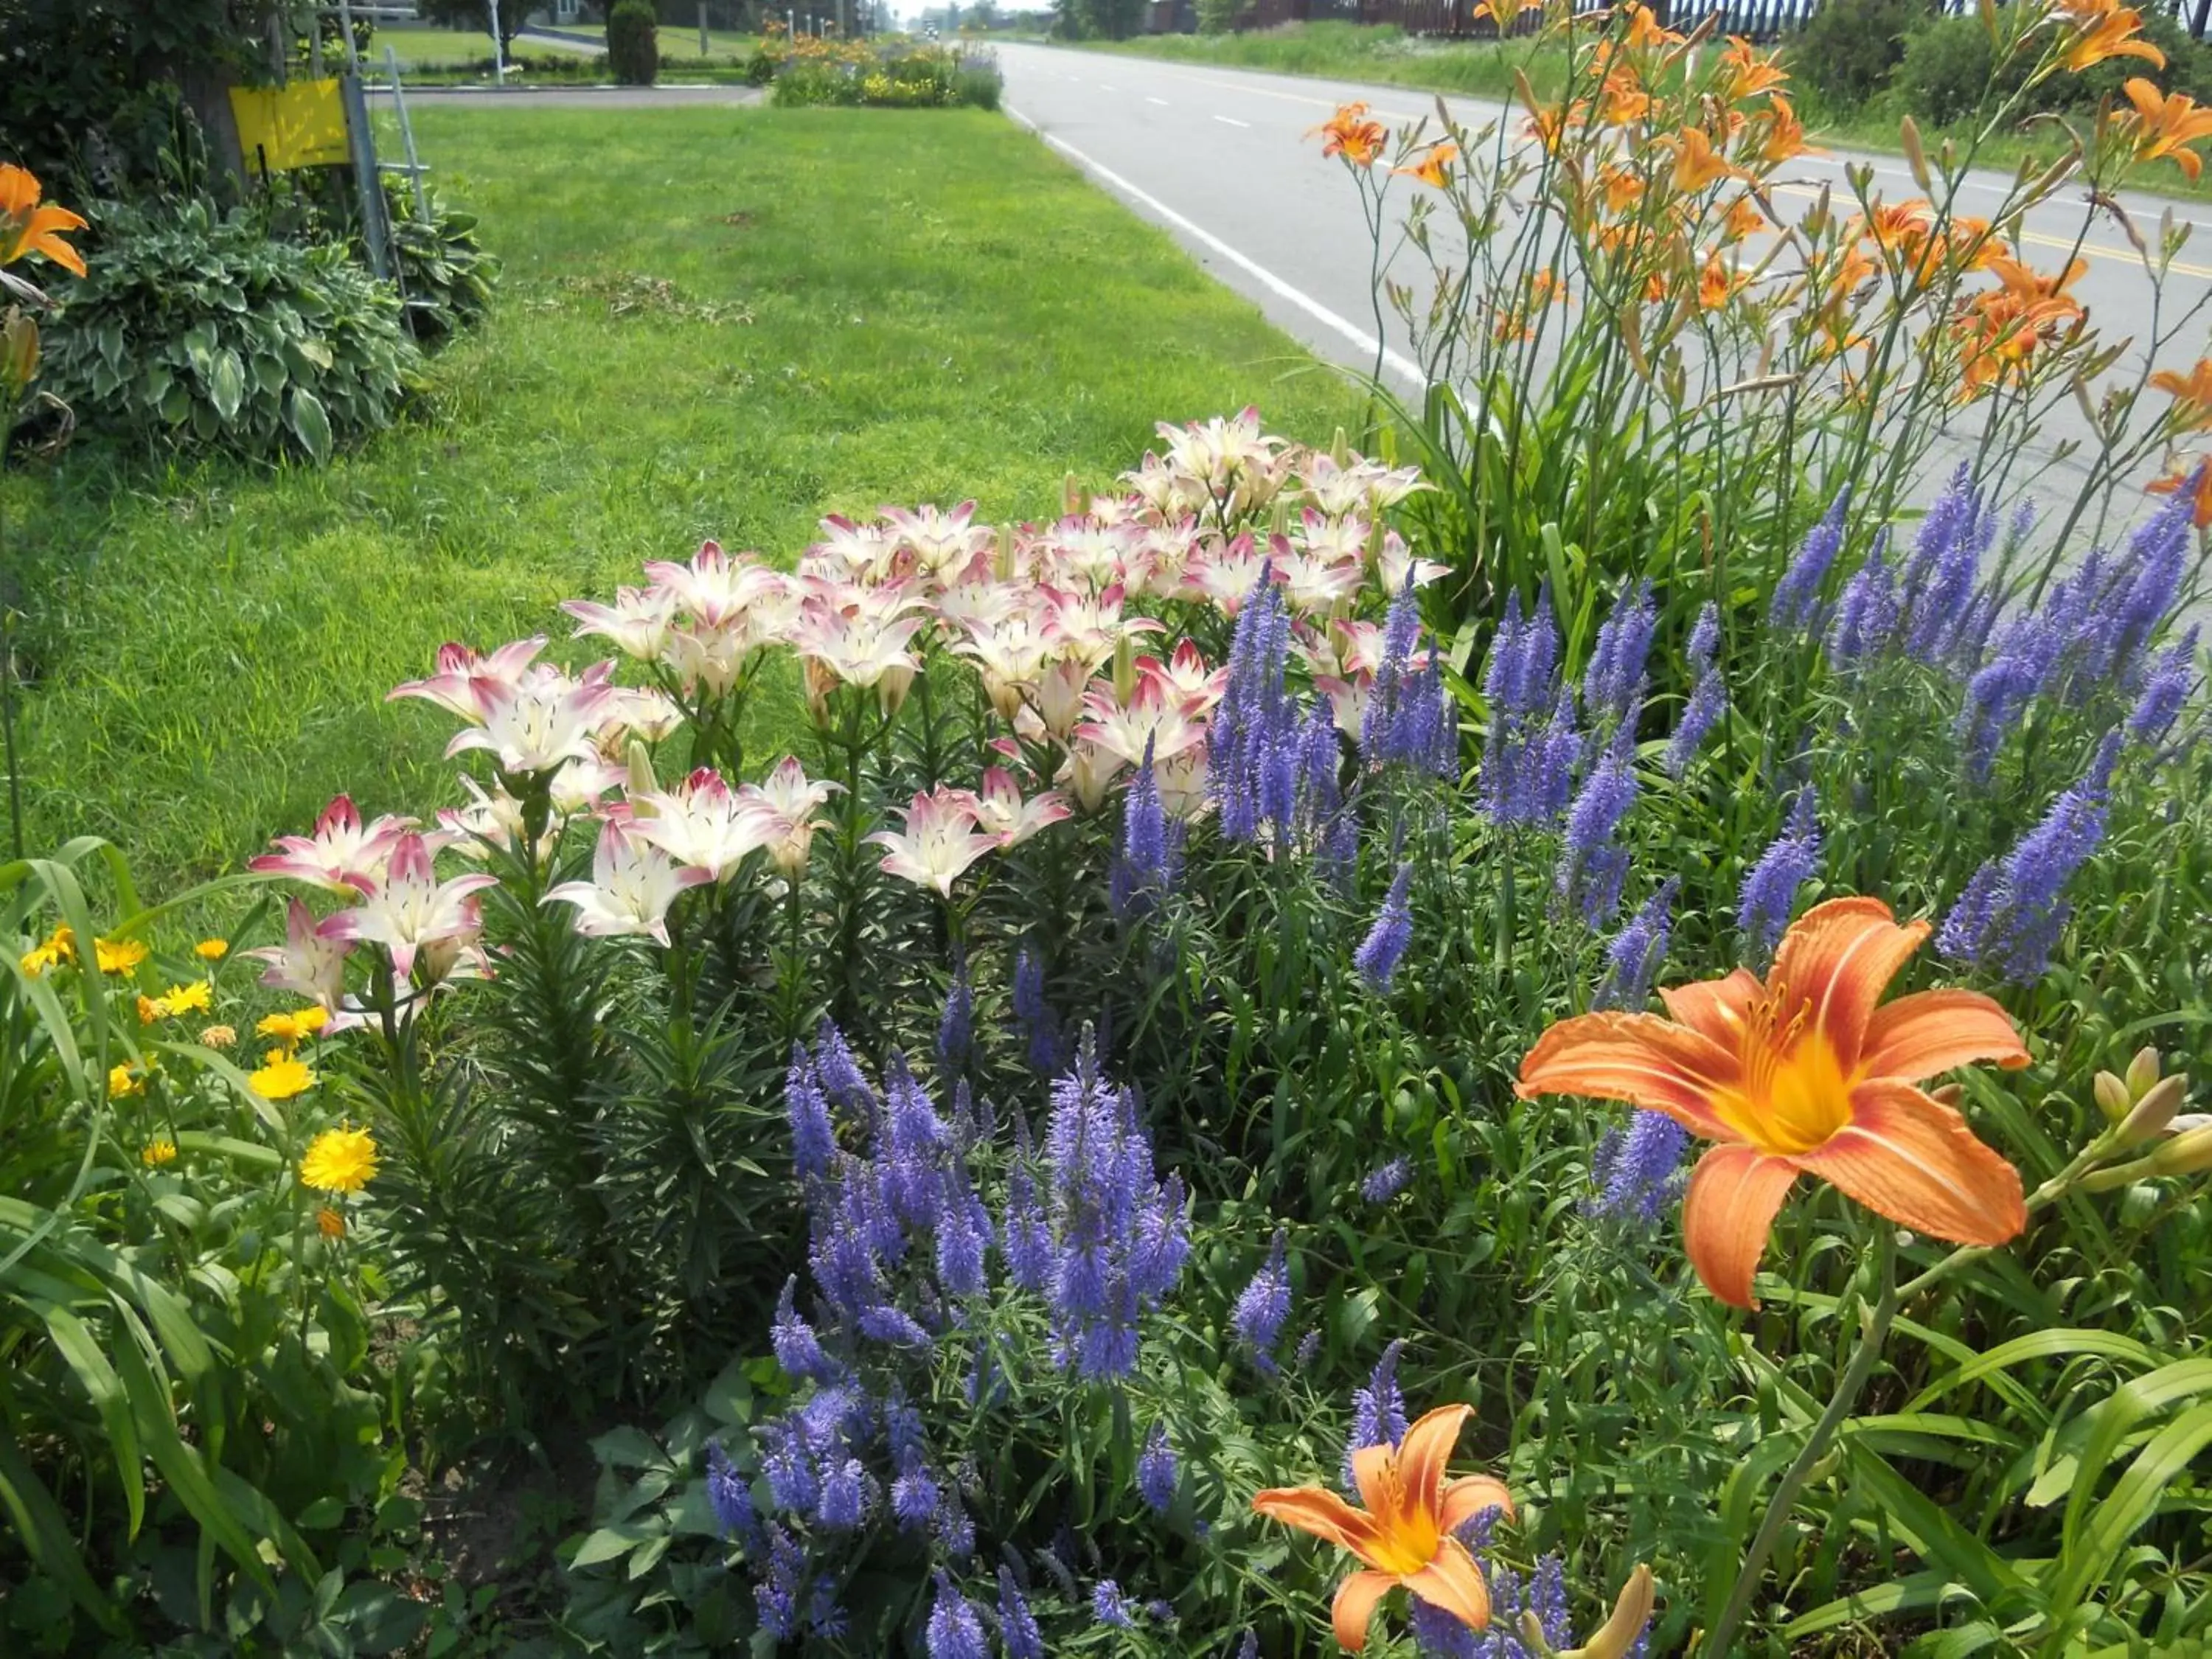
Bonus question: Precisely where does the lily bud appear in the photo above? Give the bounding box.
[625,740,657,802]
[1560,1563,1656,1659]
[2119,1075,2186,1144]
[994,523,1017,582]
[1269,496,1291,539]
[1900,116,1931,193]
[1929,1083,1964,1108]
[2149,1123,2212,1177]
[1062,470,1085,518]
[2093,1071,2132,1123]
[0,310,38,394]
[2126,1046,2161,1100]
[1331,425,1352,468]
[1111,633,1136,706]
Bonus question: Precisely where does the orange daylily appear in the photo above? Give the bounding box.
[2121,78,2212,181]
[1313,103,1389,168]
[1622,1,1683,49]
[1664,126,1741,192]
[1253,1403,1514,1651]
[1986,251,2087,317]
[1721,193,1768,243]
[2152,357,2212,431]
[1755,94,1821,165]
[1517,897,2029,1309]
[1395,142,1458,189]
[1717,36,1788,102]
[1599,66,1652,128]
[2059,0,2164,72]
[0,164,87,279]
[1473,0,1531,27]
[2148,456,2212,526]
[1955,288,2080,400]
[1598,162,1646,212]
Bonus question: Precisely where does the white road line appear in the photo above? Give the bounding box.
[1214,114,1251,128]
[1099,83,1117,91]
[1146,96,1169,106]
[1004,105,1425,386]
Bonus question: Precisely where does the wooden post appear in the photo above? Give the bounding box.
[700,1,712,51]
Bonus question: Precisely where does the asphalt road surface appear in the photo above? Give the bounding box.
[996,41,2212,503]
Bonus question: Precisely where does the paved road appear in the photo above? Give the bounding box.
[996,41,2212,501]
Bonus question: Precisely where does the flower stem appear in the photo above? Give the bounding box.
[1703,1226,1896,1657]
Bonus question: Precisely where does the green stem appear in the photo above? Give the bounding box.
[1704,1226,1897,1657]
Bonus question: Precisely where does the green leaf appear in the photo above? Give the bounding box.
[286,385,333,464]
[1905,1329,2158,1416]
[569,1521,654,1570]
[2048,1401,2212,1616]
[207,349,246,422]
[39,1303,146,1538]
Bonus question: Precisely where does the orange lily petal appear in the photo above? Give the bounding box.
[1515,1012,1739,1139]
[1402,1535,1493,1632]
[1858,988,2028,1082]
[1394,1403,1473,1515]
[1682,1142,1798,1308]
[1798,1079,2025,1246]
[1252,1484,1384,1563]
[1349,1443,1400,1531]
[1332,1569,1399,1650]
[1770,897,1928,1071]
[0,166,35,218]
[1658,967,1763,1048]
[1437,1474,1516,1536]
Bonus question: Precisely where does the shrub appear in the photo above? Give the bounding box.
[1196,0,1243,35]
[1787,0,1935,110]
[608,0,661,86]
[1896,8,2212,127]
[383,183,502,347]
[38,198,418,465]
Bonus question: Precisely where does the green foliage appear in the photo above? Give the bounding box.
[1896,9,2212,128]
[415,0,529,53]
[608,0,664,86]
[1196,0,1243,35]
[37,198,419,465]
[1789,0,1936,112]
[385,185,503,347]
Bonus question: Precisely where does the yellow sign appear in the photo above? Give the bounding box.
[228,79,351,173]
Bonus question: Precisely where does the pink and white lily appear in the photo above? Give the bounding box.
[244,897,355,1013]
[633,768,773,881]
[866,787,1003,898]
[447,666,616,776]
[389,636,548,724]
[544,818,712,945]
[738,757,841,881]
[561,586,678,661]
[1075,675,1208,771]
[248,795,417,894]
[644,540,786,630]
[320,833,499,980]
[965,768,1074,849]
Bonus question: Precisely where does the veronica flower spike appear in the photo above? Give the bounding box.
[320,833,498,979]
[1517,897,2029,1308]
[1253,1403,1514,1651]
[543,818,712,945]
[868,788,1004,899]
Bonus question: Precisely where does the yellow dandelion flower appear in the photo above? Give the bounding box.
[316,1206,347,1239]
[108,1063,144,1099]
[142,1138,178,1167]
[257,1006,329,1045]
[20,925,74,976]
[161,980,214,1016]
[249,1052,317,1102]
[94,936,149,975]
[200,1023,237,1049]
[194,939,229,961]
[300,1125,377,1195]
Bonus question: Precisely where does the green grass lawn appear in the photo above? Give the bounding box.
[4,105,1357,893]
[1074,23,2212,203]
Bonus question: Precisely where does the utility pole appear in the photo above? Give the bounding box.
[488,0,505,83]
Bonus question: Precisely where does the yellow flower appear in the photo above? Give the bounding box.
[20,925,74,976]
[108,1063,144,1099]
[138,993,169,1025]
[200,1023,237,1049]
[142,1138,178,1168]
[300,1125,378,1195]
[94,936,148,975]
[161,980,213,1016]
[194,938,229,961]
[1392,142,1458,189]
[316,1206,347,1240]
[249,1052,317,1102]
[257,1006,330,1046]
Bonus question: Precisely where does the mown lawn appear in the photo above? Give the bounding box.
[7,105,1356,891]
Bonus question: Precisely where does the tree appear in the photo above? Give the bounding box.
[415,0,527,54]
